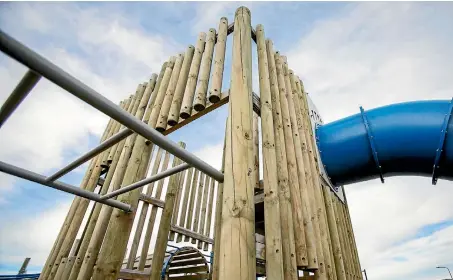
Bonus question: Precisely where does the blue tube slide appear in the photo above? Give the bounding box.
[316,99,453,186]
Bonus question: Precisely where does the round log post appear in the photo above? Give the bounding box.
[209,17,228,103]
[256,24,285,280]
[168,45,195,126]
[156,53,185,132]
[218,7,256,280]
[274,52,308,269]
[180,32,206,119]
[266,39,298,280]
[193,28,216,112]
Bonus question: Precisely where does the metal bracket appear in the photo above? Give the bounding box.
[432,98,453,185]
[360,106,384,183]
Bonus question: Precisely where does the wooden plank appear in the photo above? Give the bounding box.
[175,168,194,242]
[170,258,206,266]
[169,168,188,241]
[203,177,216,250]
[197,176,211,249]
[118,269,149,280]
[168,274,209,280]
[218,7,256,280]
[168,265,208,274]
[191,173,205,244]
[171,252,200,261]
[170,224,214,244]
[184,169,200,242]
[255,24,285,280]
[139,193,165,208]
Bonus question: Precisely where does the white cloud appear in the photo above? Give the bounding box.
[0,201,71,272]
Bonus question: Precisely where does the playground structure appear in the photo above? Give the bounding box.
[1,6,452,280]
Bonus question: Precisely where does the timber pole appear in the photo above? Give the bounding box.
[218,6,256,280]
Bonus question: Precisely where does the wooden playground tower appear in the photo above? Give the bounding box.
[0,6,363,280]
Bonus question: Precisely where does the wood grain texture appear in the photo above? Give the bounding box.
[218,7,256,280]
[194,28,216,112]
[209,17,228,103]
[266,39,298,280]
[256,24,285,280]
[180,32,206,119]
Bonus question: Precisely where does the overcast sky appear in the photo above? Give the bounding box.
[0,2,452,279]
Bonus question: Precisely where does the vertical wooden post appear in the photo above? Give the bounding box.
[209,17,228,103]
[203,178,216,250]
[218,6,256,280]
[274,52,308,268]
[156,53,185,131]
[149,143,186,280]
[168,46,195,126]
[180,32,206,119]
[176,167,194,242]
[322,187,346,280]
[197,175,211,248]
[192,172,205,244]
[169,168,188,241]
[194,28,216,111]
[184,169,200,242]
[266,39,298,280]
[256,24,285,280]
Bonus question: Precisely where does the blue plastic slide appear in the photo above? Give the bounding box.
[316,99,453,186]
